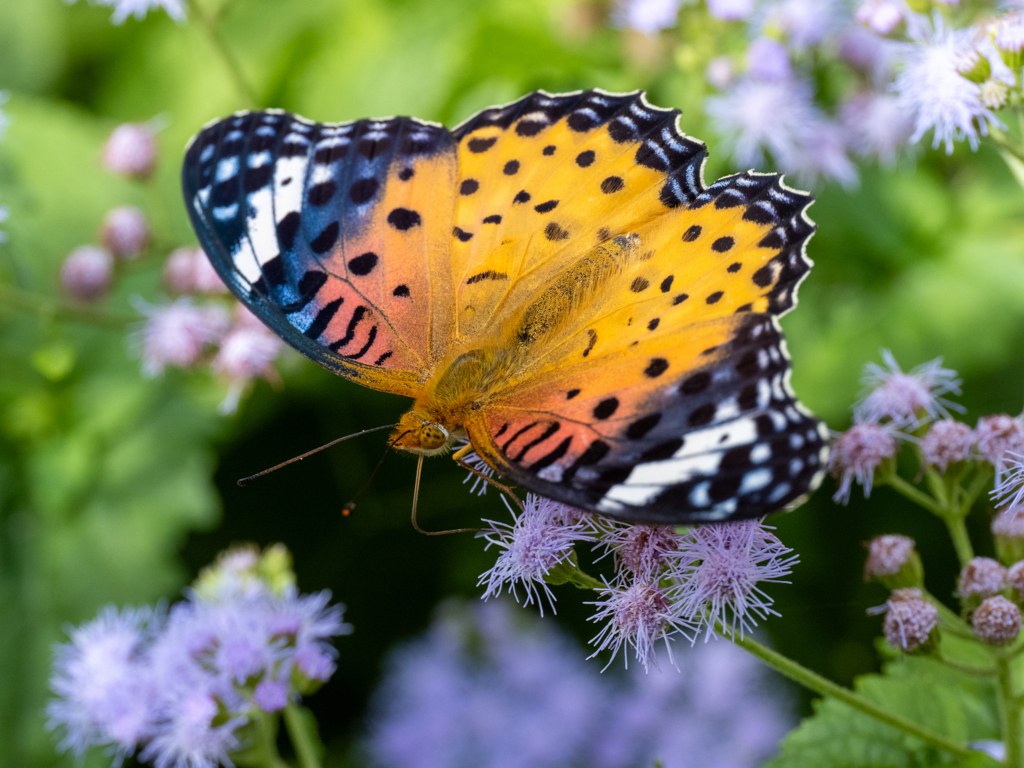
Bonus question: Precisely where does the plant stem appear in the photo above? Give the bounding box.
[187,0,258,108]
[999,655,1024,768]
[943,515,975,569]
[883,473,945,516]
[252,710,290,768]
[728,630,973,759]
[284,704,321,768]
[0,283,133,328]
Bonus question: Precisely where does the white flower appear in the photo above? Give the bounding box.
[894,15,1002,153]
[68,0,186,25]
[706,76,820,169]
[841,91,914,165]
[855,0,903,36]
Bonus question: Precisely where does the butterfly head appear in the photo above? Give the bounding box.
[392,409,458,456]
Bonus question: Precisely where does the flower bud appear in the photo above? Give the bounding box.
[976,414,1024,473]
[164,247,227,295]
[993,507,1024,565]
[864,534,923,589]
[883,588,938,652]
[854,0,903,36]
[958,557,1007,612]
[829,423,898,504]
[920,419,973,473]
[973,596,1021,646]
[60,245,114,302]
[993,16,1024,73]
[979,80,1009,110]
[954,48,991,84]
[100,206,149,260]
[1008,560,1024,600]
[102,122,157,180]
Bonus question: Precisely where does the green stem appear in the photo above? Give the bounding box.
[728,630,973,759]
[0,283,132,328]
[961,464,994,514]
[883,473,945,516]
[252,710,289,768]
[943,515,975,569]
[187,0,258,108]
[283,704,321,768]
[998,656,1024,768]
[990,127,1024,164]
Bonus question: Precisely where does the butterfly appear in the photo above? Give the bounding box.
[181,89,829,526]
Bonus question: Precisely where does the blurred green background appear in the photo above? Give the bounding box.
[2,0,1024,766]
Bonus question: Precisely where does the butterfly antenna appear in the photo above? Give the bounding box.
[342,430,410,515]
[410,454,482,536]
[237,424,398,487]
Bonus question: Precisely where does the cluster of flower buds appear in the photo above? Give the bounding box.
[60,122,284,414]
[47,544,349,768]
[475,492,797,670]
[830,350,1024,504]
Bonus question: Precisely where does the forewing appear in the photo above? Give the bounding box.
[182,110,459,396]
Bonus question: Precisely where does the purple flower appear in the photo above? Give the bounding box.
[613,0,681,34]
[762,0,838,50]
[253,681,289,712]
[677,519,798,639]
[163,247,227,295]
[747,37,792,82]
[855,350,962,425]
[791,117,859,188]
[588,580,691,670]
[478,495,594,614]
[894,15,1001,153]
[839,27,895,83]
[705,55,736,88]
[706,75,820,169]
[706,0,754,21]
[47,606,158,760]
[855,0,903,36]
[829,423,899,503]
[100,205,150,260]
[212,307,283,414]
[102,122,157,179]
[61,245,115,302]
[132,298,229,377]
[921,419,974,473]
[140,689,243,768]
[841,91,914,165]
[976,415,1024,479]
[597,523,687,583]
[994,453,1024,511]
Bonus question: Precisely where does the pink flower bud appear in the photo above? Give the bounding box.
[865,535,922,588]
[163,247,227,295]
[958,557,1006,599]
[1008,561,1024,597]
[102,123,157,180]
[100,206,149,260]
[60,246,114,302]
[921,419,974,473]
[976,415,1024,474]
[882,588,937,652]
[854,0,903,35]
[973,596,1021,645]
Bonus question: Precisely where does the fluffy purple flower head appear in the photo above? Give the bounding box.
[855,350,962,425]
[478,494,594,615]
[100,205,150,260]
[253,680,289,712]
[139,689,243,768]
[958,557,1007,599]
[102,122,157,179]
[61,245,115,302]
[762,0,837,50]
[994,453,1024,512]
[921,419,974,473]
[895,15,1001,153]
[588,580,690,671]
[791,117,859,188]
[133,298,229,377]
[882,588,937,652]
[599,523,687,583]
[678,519,798,639]
[829,423,899,503]
[991,505,1024,538]
[865,534,916,578]
[705,55,736,88]
[977,415,1024,479]
[212,308,283,414]
[47,606,158,759]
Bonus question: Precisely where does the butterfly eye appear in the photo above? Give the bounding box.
[418,423,449,451]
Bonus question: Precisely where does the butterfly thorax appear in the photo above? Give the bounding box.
[392,235,641,456]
